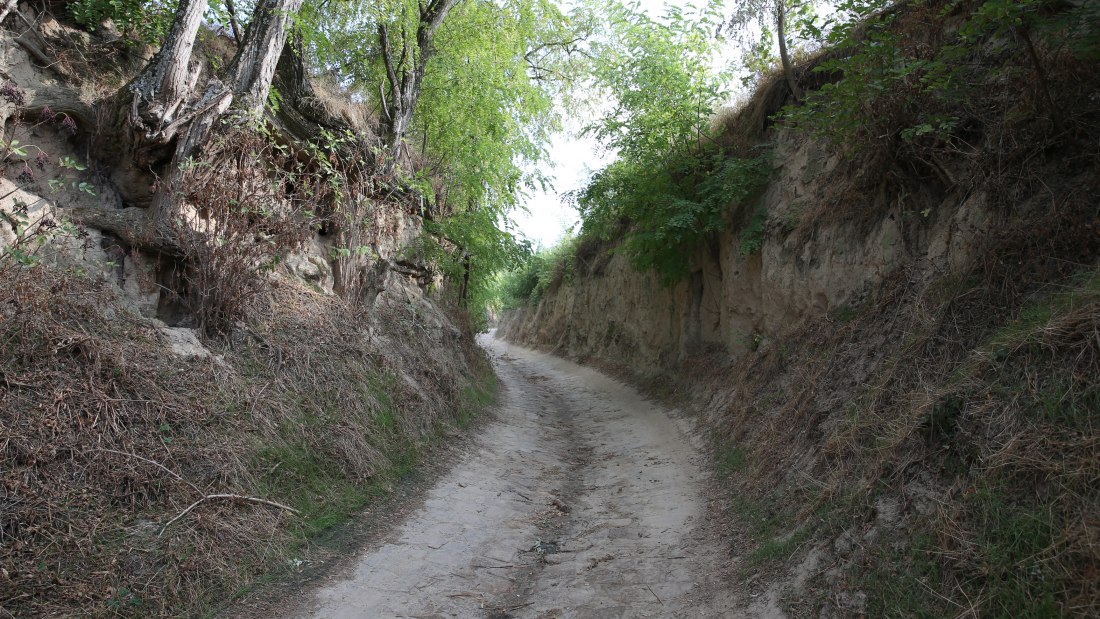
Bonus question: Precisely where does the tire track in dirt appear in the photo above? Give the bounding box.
[281,334,736,618]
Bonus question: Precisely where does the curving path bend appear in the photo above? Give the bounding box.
[282,334,737,619]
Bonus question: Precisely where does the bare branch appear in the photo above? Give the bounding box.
[158,494,300,537]
[378,23,401,113]
[90,449,201,494]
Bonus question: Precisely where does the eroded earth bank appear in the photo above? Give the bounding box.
[279,333,737,619]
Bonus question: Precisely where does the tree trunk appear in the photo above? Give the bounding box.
[378,0,461,161]
[128,0,209,143]
[775,1,801,104]
[1018,26,1062,134]
[228,0,305,115]
[460,251,471,305]
[274,38,354,145]
[76,0,306,248]
[160,0,305,194]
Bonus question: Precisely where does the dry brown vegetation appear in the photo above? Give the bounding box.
[0,11,498,615]
[681,12,1100,611]
[678,15,1100,614]
[0,263,492,617]
[703,193,1100,615]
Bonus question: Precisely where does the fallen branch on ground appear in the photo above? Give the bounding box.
[91,448,201,493]
[159,494,301,537]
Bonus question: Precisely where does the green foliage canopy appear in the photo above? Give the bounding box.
[298,0,586,324]
[571,0,772,284]
[492,233,580,310]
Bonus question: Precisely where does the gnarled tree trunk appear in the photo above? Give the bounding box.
[378,0,460,161]
[775,0,801,104]
[127,0,209,146]
[84,0,305,250]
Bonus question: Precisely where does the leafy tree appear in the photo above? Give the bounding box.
[492,233,580,309]
[570,0,771,283]
[374,0,461,156]
[297,0,584,321]
[68,0,178,44]
[413,0,571,215]
[418,207,532,329]
[63,0,586,326]
[584,1,729,167]
[784,0,1099,151]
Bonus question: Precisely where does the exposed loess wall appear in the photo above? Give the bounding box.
[500,128,996,371]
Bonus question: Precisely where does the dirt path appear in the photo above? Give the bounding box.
[281,334,737,618]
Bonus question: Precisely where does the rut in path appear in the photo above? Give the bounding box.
[282,335,737,618]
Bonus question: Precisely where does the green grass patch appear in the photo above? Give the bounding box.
[717,445,747,476]
[252,365,499,545]
[254,441,392,538]
[743,525,814,571]
[987,268,1100,355]
[732,495,782,539]
[859,531,947,618]
[860,483,1067,618]
[375,407,398,431]
[829,303,857,324]
[1025,378,1100,431]
[456,366,498,427]
[968,484,1063,618]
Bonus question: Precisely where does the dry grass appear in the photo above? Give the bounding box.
[707,45,843,157]
[694,194,1100,615]
[170,127,320,336]
[0,261,491,617]
[709,68,796,154]
[307,78,377,140]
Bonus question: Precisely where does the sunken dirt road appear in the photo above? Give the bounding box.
[279,334,738,619]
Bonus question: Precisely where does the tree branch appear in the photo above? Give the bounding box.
[158,494,300,537]
[91,449,201,494]
[378,23,401,116]
[224,0,242,42]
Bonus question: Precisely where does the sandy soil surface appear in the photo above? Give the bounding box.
[278,334,738,618]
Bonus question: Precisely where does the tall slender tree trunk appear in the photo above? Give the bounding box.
[229,0,305,114]
[775,0,801,104]
[460,251,471,305]
[128,0,210,141]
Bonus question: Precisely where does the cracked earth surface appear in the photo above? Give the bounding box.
[282,334,736,618]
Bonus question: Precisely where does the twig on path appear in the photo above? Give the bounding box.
[645,584,664,605]
[159,494,300,537]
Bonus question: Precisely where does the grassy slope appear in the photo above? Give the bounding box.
[708,235,1099,617]
[707,4,1100,613]
[0,266,495,617]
